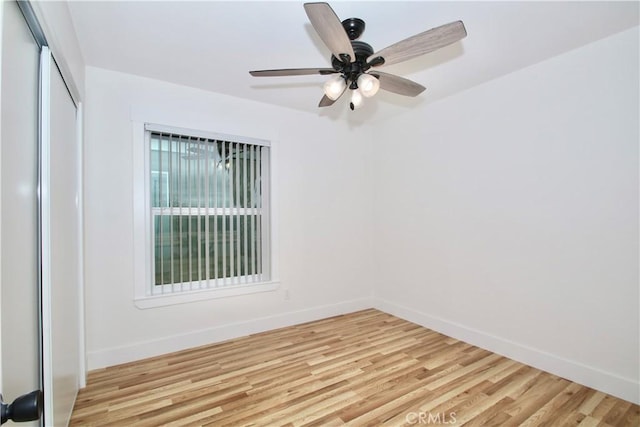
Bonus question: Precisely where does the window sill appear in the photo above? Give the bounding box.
[134,281,280,309]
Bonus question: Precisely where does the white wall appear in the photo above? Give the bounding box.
[83,67,374,369]
[372,27,639,404]
[83,26,638,404]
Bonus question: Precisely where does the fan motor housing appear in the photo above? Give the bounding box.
[342,18,366,40]
[331,40,374,69]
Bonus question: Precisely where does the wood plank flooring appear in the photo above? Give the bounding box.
[70,309,639,426]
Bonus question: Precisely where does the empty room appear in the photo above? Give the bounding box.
[0,1,638,426]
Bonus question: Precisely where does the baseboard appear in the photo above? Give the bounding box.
[373,297,640,405]
[87,296,373,370]
[87,296,639,405]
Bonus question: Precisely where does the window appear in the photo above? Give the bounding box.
[134,123,275,306]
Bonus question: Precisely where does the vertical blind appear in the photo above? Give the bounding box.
[147,126,270,295]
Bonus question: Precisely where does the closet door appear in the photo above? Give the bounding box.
[2,2,83,425]
[0,1,43,425]
[41,52,81,427]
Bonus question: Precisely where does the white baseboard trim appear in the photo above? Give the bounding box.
[373,298,640,405]
[87,297,373,370]
[87,296,639,405]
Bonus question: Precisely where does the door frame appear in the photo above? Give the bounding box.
[40,45,52,423]
[0,0,5,396]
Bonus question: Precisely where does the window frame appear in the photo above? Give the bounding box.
[133,122,279,309]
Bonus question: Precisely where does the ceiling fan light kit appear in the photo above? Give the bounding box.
[350,89,363,110]
[357,73,380,98]
[323,75,347,100]
[249,2,467,111]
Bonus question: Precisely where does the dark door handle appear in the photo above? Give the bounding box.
[0,390,43,424]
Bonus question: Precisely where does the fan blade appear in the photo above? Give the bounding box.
[318,94,336,107]
[250,68,337,77]
[304,2,355,63]
[369,71,426,97]
[318,84,347,107]
[368,21,467,67]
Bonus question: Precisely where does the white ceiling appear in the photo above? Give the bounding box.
[67,1,639,119]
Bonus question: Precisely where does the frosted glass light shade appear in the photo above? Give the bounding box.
[357,73,380,98]
[350,89,363,110]
[323,76,346,101]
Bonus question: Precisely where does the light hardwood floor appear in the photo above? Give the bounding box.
[70,309,639,426]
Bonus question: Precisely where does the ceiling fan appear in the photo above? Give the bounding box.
[249,2,467,111]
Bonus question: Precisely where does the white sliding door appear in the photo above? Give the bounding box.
[0,1,43,425]
[41,50,81,426]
